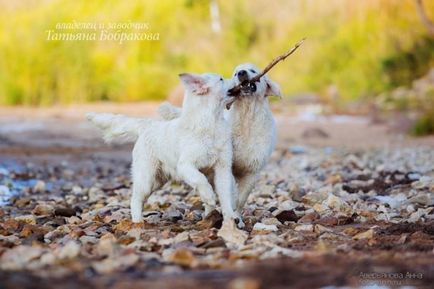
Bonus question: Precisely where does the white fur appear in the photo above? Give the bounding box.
[87,73,242,226]
[158,63,281,212]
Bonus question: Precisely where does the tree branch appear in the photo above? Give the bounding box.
[227,38,305,101]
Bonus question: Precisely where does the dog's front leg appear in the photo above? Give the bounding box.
[177,162,216,216]
[214,163,244,229]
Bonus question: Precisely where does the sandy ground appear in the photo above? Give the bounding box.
[1,103,434,289]
[1,102,433,152]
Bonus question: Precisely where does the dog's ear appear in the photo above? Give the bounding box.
[179,73,209,95]
[264,77,282,98]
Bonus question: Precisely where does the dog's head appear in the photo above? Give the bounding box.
[179,72,233,109]
[231,63,281,98]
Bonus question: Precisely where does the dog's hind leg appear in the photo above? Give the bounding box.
[236,173,258,212]
[177,162,216,216]
[130,143,157,223]
[158,102,182,120]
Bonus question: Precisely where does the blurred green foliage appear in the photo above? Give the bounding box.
[382,38,434,89]
[412,109,434,136]
[0,0,434,105]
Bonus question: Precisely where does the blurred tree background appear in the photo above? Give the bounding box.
[0,0,433,131]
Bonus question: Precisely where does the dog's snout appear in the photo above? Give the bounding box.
[237,70,249,82]
[237,70,247,77]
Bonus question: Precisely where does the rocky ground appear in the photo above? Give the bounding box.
[1,104,434,289]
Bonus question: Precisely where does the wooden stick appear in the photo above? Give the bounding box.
[228,38,305,97]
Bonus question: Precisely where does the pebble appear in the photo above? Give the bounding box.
[0,185,11,196]
[33,181,45,193]
[14,215,36,225]
[54,207,76,217]
[163,209,183,222]
[253,222,278,232]
[0,168,9,176]
[289,145,307,155]
[32,204,54,216]
[294,224,314,232]
[298,211,320,223]
[273,210,299,223]
[57,241,80,260]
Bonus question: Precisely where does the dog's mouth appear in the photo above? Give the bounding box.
[235,70,257,95]
[225,73,258,110]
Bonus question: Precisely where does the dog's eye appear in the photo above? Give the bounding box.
[220,77,223,81]
[249,69,256,73]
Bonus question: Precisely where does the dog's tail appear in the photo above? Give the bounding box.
[158,101,182,121]
[86,112,148,144]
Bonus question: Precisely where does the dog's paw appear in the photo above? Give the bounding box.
[131,209,144,223]
[131,216,143,223]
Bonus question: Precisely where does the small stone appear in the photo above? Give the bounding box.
[261,217,281,226]
[92,253,139,274]
[326,174,342,185]
[71,186,82,195]
[316,216,338,226]
[33,181,45,193]
[96,238,118,257]
[201,238,226,249]
[274,210,299,223]
[57,241,80,260]
[14,215,36,225]
[0,168,9,175]
[411,176,433,189]
[406,204,416,213]
[15,197,31,208]
[408,193,433,206]
[302,192,328,205]
[289,145,306,155]
[163,209,183,222]
[185,210,203,222]
[54,207,76,217]
[313,203,329,213]
[408,173,421,181]
[253,222,278,232]
[196,209,223,229]
[302,127,329,139]
[0,185,11,197]
[88,187,102,202]
[294,224,314,232]
[0,245,44,270]
[165,248,198,268]
[408,208,431,223]
[278,199,300,211]
[32,204,54,216]
[353,229,374,240]
[325,194,352,214]
[117,235,136,245]
[298,212,320,223]
[79,235,99,244]
[314,224,333,234]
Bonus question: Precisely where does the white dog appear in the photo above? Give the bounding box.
[87,73,243,227]
[158,63,281,212]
